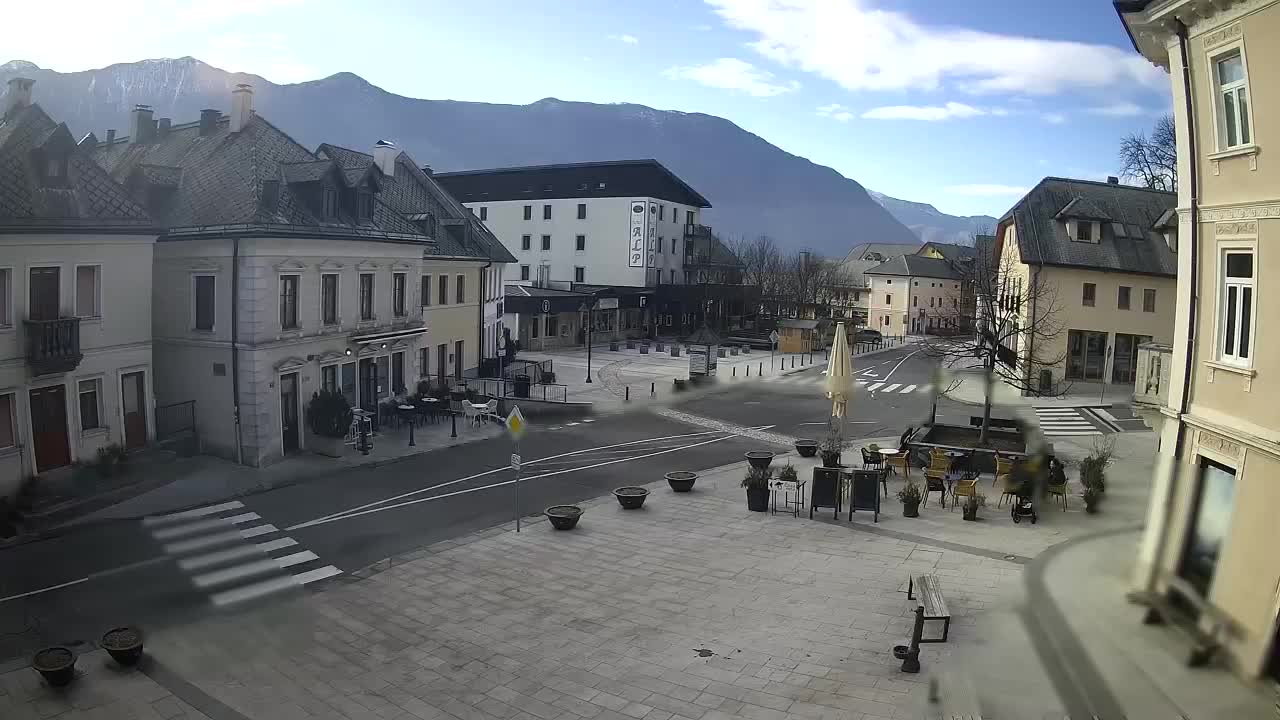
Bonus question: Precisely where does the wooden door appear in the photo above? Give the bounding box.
[29,385,70,471]
[28,267,60,321]
[121,371,147,450]
[279,372,299,454]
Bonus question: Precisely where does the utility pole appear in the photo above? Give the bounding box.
[585,297,595,384]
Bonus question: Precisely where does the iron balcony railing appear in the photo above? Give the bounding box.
[24,317,82,375]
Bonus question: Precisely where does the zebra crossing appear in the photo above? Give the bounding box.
[142,501,340,607]
[1034,407,1103,437]
[762,373,930,395]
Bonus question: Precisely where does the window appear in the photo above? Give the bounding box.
[1075,222,1093,242]
[577,203,586,219]
[540,234,551,251]
[392,352,405,394]
[479,206,488,221]
[520,265,530,281]
[885,294,891,304]
[574,267,585,283]
[930,297,935,308]
[1118,286,1131,310]
[194,274,215,331]
[575,235,586,251]
[542,204,551,220]
[322,187,338,218]
[521,234,531,251]
[1220,252,1254,364]
[75,265,100,317]
[659,205,666,221]
[545,315,557,337]
[438,274,448,305]
[1143,288,1157,313]
[952,298,958,309]
[456,274,465,304]
[913,296,917,307]
[321,273,338,325]
[658,236,664,254]
[523,205,532,220]
[78,379,102,431]
[0,268,9,327]
[45,155,64,182]
[420,275,431,308]
[280,275,299,329]
[670,238,676,254]
[359,273,374,320]
[419,347,430,378]
[669,269,675,283]
[685,210,694,226]
[0,394,15,450]
[393,272,406,317]
[1082,282,1096,307]
[357,191,374,220]
[321,364,338,393]
[1215,52,1251,149]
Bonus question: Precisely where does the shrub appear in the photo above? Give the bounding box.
[307,390,353,439]
[741,467,772,490]
[897,482,923,503]
[777,464,798,483]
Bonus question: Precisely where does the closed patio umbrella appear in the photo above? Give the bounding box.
[825,322,854,419]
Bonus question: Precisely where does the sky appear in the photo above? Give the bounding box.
[4,0,1172,218]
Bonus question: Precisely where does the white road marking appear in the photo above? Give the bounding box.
[151,512,261,541]
[142,501,245,527]
[0,577,89,604]
[900,384,917,393]
[209,565,341,607]
[193,551,320,589]
[179,538,298,572]
[881,349,921,383]
[163,523,278,555]
[867,382,884,392]
[882,383,901,393]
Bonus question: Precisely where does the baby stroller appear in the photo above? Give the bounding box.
[1009,454,1044,524]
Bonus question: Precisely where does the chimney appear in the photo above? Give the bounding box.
[157,118,171,137]
[420,164,433,176]
[199,109,220,136]
[130,105,154,144]
[105,129,116,144]
[4,77,34,119]
[1107,176,1119,185]
[230,83,253,133]
[373,140,397,177]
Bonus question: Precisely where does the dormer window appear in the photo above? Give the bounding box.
[322,186,338,219]
[358,190,374,221]
[41,153,68,188]
[1075,222,1092,242]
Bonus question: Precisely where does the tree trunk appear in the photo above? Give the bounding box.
[980,356,994,445]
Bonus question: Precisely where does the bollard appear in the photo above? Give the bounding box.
[625,386,630,402]
[358,419,371,455]
[650,382,655,398]
[758,361,762,376]
[407,416,415,447]
[732,366,736,378]
[747,364,751,377]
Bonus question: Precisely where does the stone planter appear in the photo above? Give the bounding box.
[902,500,920,518]
[665,471,697,492]
[745,451,775,469]
[742,345,751,354]
[717,348,726,358]
[101,626,144,667]
[32,647,76,687]
[820,450,842,468]
[626,340,636,349]
[794,439,819,457]
[610,341,619,351]
[639,345,649,355]
[673,378,687,391]
[730,347,739,356]
[656,342,665,351]
[670,346,681,357]
[613,487,649,509]
[308,433,344,458]
[544,505,583,530]
[962,506,978,521]
[745,487,769,512]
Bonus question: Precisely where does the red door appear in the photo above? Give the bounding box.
[29,385,70,472]
[121,371,147,450]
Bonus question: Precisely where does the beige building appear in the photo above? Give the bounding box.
[90,87,512,467]
[836,242,920,327]
[992,177,1177,392]
[865,255,967,337]
[1119,0,1280,684]
[0,79,157,496]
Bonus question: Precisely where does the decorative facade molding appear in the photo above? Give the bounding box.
[1203,21,1243,50]
[357,259,380,271]
[1190,0,1274,38]
[273,258,306,272]
[313,350,347,364]
[273,356,308,372]
[1199,204,1280,222]
[1214,220,1258,236]
[1197,429,1244,459]
[187,260,222,273]
[391,260,416,271]
[317,258,345,271]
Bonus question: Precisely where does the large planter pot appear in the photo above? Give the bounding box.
[673,378,687,391]
[962,506,978,522]
[745,487,769,512]
[670,346,681,357]
[545,505,583,530]
[32,647,76,687]
[655,342,665,351]
[745,451,775,469]
[820,451,842,468]
[513,375,531,398]
[742,345,751,354]
[609,342,620,351]
[101,626,144,667]
[794,440,819,458]
[665,471,697,492]
[626,340,636,349]
[902,500,921,518]
[730,347,739,356]
[639,345,649,355]
[717,348,727,358]
[308,434,344,458]
[613,487,649,509]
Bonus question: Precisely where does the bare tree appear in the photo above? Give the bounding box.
[729,235,784,308]
[1119,114,1177,192]
[919,250,1067,443]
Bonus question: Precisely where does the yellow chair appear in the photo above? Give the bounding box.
[951,477,978,511]
[998,470,1022,508]
[923,449,951,507]
[1047,475,1069,510]
[885,452,910,480]
[995,454,1014,487]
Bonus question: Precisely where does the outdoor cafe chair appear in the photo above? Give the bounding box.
[923,449,951,507]
[860,447,882,470]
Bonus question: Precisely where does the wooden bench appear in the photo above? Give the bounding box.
[1130,573,1230,667]
[907,574,952,643]
[969,416,1018,430]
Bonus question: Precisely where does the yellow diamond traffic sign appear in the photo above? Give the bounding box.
[505,405,527,440]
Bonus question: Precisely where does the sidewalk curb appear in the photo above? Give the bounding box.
[1021,524,1142,720]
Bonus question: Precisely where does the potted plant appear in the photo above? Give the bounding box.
[1082,485,1102,514]
[306,390,352,458]
[744,451,775,469]
[897,482,923,518]
[95,445,118,477]
[610,340,620,351]
[793,439,819,457]
[673,378,687,391]
[665,471,698,492]
[742,467,772,512]
[32,647,76,687]
[626,339,636,349]
[962,494,984,521]
[544,505,583,530]
[820,428,847,468]
[613,487,650,509]
[777,463,799,485]
[639,343,649,354]
[101,626,144,667]
[656,341,665,351]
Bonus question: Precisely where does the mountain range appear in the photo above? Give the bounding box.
[1,57,990,256]
[867,192,996,246]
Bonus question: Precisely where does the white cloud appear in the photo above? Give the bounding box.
[816,103,854,121]
[945,184,1030,196]
[1086,102,1145,117]
[663,58,799,97]
[1042,112,1067,124]
[861,102,985,121]
[705,0,1165,95]
[610,34,640,45]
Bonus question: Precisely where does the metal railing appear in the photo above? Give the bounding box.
[24,317,82,374]
[470,377,570,403]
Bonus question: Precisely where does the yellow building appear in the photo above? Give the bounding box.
[993,177,1178,392]
[1119,0,1280,685]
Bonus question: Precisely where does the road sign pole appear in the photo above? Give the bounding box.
[514,440,522,533]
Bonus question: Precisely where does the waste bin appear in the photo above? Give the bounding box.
[514,374,531,398]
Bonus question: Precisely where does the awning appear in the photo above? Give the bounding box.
[352,325,428,345]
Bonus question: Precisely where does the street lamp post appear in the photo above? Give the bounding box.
[585,298,595,384]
